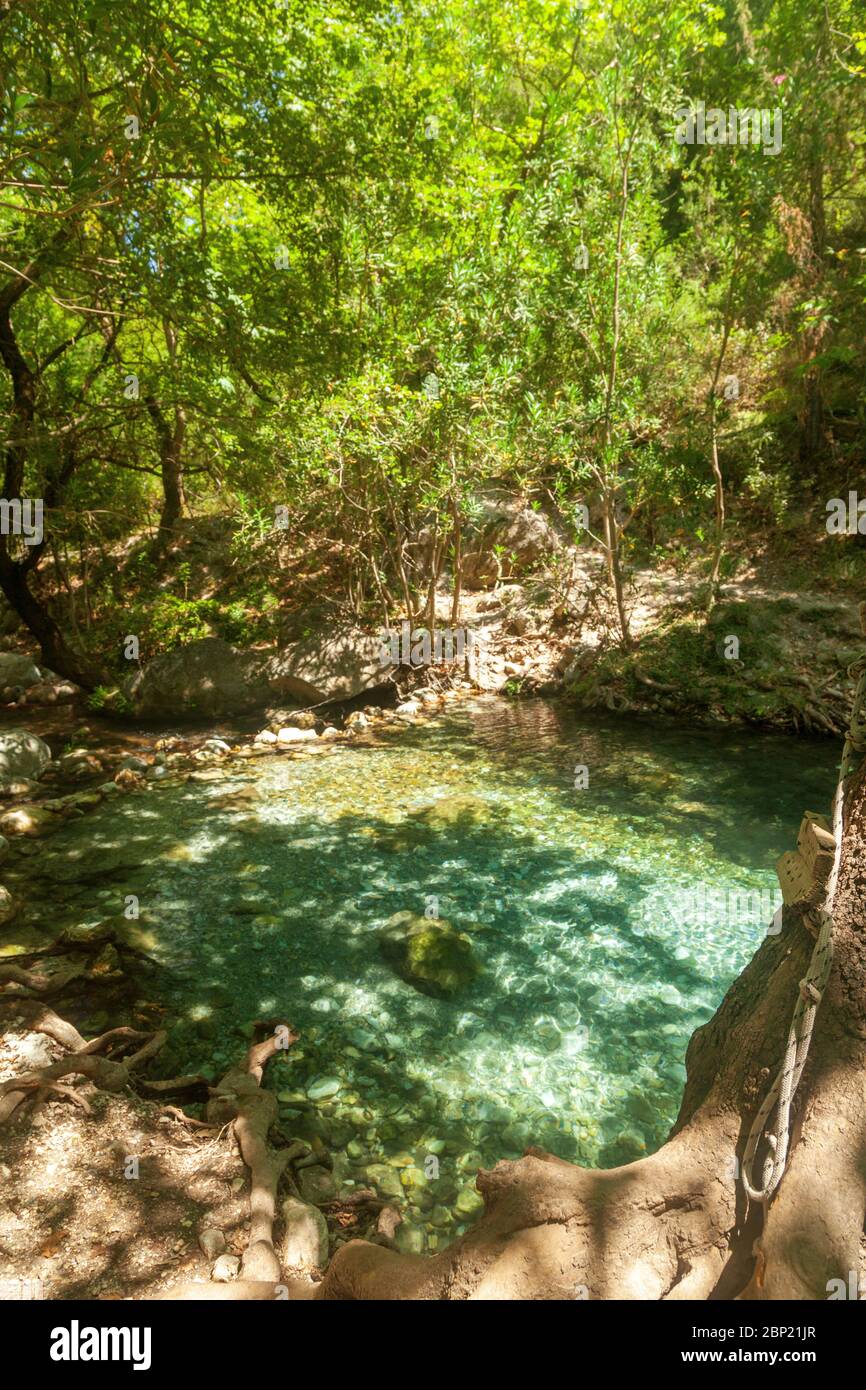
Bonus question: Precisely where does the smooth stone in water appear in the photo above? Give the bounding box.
[307,1076,342,1100]
[394,1222,426,1254]
[455,1186,484,1218]
[297,1165,337,1205]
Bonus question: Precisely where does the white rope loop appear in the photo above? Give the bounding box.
[741,905,834,1204]
[740,763,843,1211]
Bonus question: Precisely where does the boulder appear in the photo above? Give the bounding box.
[279,1195,328,1270]
[266,708,317,730]
[25,679,79,706]
[9,1033,53,1067]
[460,493,565,589]
[0,729,51,782]
[0,653,41,690]
[264,625,392,705]
[0,778,39,799]
[276,726,317,745]
[58,748,103,781]
[0,804,58,837]
[379,911,481,998]
[124,638,269,718]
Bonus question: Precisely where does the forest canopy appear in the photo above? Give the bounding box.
[0,0,864,685]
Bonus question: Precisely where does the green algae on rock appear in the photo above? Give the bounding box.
[379,911,481,997]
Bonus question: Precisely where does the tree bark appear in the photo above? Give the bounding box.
[0,230,107,688]
[146,320,187,560]
[0,558,106,688]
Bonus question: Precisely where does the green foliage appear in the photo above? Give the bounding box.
[0,0,864,669]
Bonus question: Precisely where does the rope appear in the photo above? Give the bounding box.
[741,638,865,1216]
[740,900,835,1205]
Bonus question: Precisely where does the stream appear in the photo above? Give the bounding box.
[11,697,840,1252]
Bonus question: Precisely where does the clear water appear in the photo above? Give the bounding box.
[17,698,840,1248]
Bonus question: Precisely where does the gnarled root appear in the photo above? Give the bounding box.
[0,1001,166,1125]
[204,1022,301,1288]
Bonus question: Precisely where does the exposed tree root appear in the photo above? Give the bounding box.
[204,1022,301,1286]
[155,1278,318,1301]
[0,959,85,996]
[137,1074,213,1101]
[0,1007,167,1124]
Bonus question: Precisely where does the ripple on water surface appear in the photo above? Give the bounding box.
[25,699,841,1248]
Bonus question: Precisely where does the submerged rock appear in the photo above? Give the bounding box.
[394,1222,426,1254]
[599,1129,647,1167]
[36,842,144,883]
[364,1164,404,1200]
[297,1165,337,1205]
[455,1186,485,1218]
[379,911,481,998]
[414,794,493,830]
[307,1076,341,1100]
[375,794,496,852]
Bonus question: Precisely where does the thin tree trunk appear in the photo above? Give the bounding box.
[707,395,726,604]
[598,116,633,650]
[799,146,827,471]
[450,486,463,629]
[147,320,186,559]
[0,560,104,687]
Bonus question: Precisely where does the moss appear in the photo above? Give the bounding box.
[380,911,481,998]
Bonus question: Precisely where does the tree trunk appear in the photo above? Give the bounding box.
[0,559,106,689]
[0,230,107,689]
[798,143,828,472]
[156,405,187,546]
[147,319,186,560]
[309,752,866,1301]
